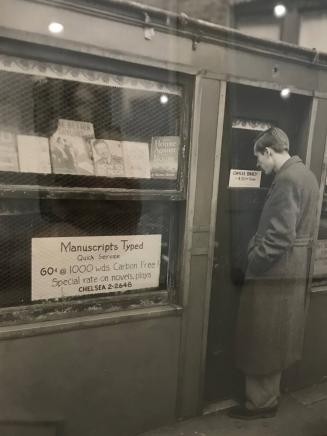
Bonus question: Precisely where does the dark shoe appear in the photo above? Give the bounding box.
[228,405,278,420]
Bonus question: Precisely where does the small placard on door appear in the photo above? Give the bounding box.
[229,169,261,188]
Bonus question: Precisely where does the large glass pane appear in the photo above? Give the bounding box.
[0,199,178,309]
[0,56,186,316]
[0,56,183,191]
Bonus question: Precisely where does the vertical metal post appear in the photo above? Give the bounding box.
[175,73,203,418]
[198,80,227,410]
[305,98,318,168]
[180,74,203,308]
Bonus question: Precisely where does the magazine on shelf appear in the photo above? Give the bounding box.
[0,130,19,172]
[17,135,51,174]
[56,119,95,138]
[150,136,180,179]
[122,141,151,179]
[50,134,94,176]
[91,139,125,178]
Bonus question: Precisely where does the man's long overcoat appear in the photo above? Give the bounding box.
[235,156,319,375]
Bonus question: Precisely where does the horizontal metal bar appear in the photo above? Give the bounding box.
[0,185,186,201]
[16,0,327,68]
[0,303,183,341]
[0,26,200,76]
[204,73,315,97]
[311,285,327,294]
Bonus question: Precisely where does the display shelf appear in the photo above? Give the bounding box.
[0,289,170,326]
[0,185,186,201]
[0,184,185,201]
[311,283,327,294]
[0,171,185,201]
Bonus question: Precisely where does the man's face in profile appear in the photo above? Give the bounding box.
[255,147,274,175]
[95,142,111,161]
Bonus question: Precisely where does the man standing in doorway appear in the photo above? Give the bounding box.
[229,127,319,419]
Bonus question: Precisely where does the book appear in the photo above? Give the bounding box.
[122,141,151,179]
[150,136,180,179]
[91,139,125,178]
[17,135,51,174]
[56,119,95,138]
[0,131,19,172]
[50,134,94,176]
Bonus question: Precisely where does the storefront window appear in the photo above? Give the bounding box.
[0,54,183,189]
[0,54,188,322]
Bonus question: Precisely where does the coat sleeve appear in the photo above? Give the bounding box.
[247,178,300,275]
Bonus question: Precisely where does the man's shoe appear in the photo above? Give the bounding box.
[227,405,278,420]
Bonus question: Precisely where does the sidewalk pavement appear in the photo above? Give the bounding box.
[140,383,327,436]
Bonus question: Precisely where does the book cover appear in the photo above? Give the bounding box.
[91,139,125,178]
[122,141,151,179]
[56,119,95,138]
[150,136,180,179]
[0,130,19,172]
[50,134,94,176]
[17,135,51,174]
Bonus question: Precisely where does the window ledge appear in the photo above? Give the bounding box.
[311,285,327,295]
[0,304,183,341]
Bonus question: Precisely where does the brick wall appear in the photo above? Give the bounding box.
[137,0,231,26]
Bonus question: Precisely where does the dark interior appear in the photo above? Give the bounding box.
[204,83,312,403]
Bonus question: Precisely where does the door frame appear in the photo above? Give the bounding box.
[198,79,319,412]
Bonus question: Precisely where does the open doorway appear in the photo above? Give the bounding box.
[204,83,312,404]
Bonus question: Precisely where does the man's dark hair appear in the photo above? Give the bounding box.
[254,127,289,154]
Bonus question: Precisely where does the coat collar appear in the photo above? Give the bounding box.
[266,156,303,196]
[277,155,302,174]
[274,155,303,180]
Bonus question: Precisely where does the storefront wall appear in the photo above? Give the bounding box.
[0,313,181,436]
[1,1,327,435]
